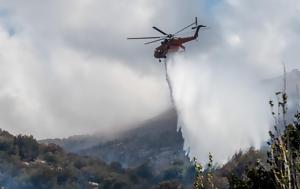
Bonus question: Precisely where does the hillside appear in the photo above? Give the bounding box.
[41,109,191,171]
[79,109,189,169]
[0,128,196,189]
[2,126,277,189]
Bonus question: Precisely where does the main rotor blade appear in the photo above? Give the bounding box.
[174,22,196,35]
[152,26,168,35]
[127,36,162,40]
[144,38,165,45]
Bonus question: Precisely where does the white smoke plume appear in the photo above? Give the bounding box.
[165,54,272,163]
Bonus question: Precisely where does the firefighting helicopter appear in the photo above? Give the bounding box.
[127,17,206,62]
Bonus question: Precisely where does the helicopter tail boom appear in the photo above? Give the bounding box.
[175,25,206,45]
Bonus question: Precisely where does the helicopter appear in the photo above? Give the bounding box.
[127,17,206,62]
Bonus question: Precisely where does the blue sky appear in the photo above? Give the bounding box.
[204,0,221,10]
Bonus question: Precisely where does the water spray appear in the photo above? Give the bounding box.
[164,59,175,105]
[163,54,271,163]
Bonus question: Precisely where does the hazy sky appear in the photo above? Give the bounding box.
[0,0,299,139]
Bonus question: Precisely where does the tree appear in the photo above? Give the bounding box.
[228,86,300,189]
[14,135,39,161]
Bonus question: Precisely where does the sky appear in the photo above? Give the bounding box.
[0,0,299,139]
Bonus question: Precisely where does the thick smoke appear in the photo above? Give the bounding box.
[165,54,271,163]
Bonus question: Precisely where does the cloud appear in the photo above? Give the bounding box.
[212,0,300,75]
[0,16,169,139]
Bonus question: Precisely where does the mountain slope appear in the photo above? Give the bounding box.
[0,129,159,189]
[41,109,190,170]
[79,109,189,169]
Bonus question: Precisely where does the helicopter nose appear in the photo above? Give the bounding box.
[154,50,162,58]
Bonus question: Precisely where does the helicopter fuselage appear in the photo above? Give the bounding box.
[154,36,195,59]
